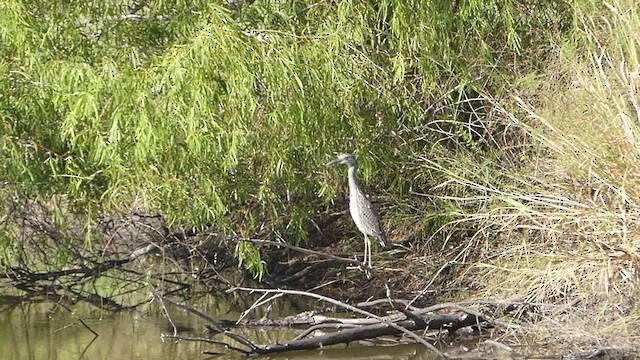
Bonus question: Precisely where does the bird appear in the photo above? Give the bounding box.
[326,153,388,269]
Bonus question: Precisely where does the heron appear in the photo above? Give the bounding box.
[327,153,388,269]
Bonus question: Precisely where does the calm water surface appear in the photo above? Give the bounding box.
[1,298,477,359]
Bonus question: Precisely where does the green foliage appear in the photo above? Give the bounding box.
[234,241,265,280]
[0,0,573,274]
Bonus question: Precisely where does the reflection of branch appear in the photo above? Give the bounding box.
[2,242,158,310]
[56,302,99,337]
[156,295,223,332]
[157,294,264,353]
[161,335,251,355]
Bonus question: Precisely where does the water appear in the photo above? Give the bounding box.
[2,302,210,359]
[1,298,474,359]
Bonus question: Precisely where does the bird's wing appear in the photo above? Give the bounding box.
[354,191,387,246]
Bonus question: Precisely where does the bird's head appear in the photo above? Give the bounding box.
[326,153,357,168]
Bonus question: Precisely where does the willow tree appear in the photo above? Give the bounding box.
[0,1,571,279]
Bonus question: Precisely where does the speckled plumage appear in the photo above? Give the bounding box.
[347,165,388,248]
[327,153,388,268]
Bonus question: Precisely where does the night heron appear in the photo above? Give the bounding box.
[327,153,388,268]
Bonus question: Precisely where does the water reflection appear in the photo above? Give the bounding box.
[263,343,445,359]
[1,298,473,360]
[2,301,211,360]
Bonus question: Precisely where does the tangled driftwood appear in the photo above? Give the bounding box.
[159,291,527,358]
[153,237,533,358]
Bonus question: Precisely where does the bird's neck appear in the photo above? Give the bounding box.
[347,166,359,192]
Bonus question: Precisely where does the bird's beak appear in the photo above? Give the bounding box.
[326,158,343,167]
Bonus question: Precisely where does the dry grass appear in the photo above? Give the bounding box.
[415,0,640,348]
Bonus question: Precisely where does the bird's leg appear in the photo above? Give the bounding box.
[363,235,372,279]
[362,235,368,268]
[368,237,372,269]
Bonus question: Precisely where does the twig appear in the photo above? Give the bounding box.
[237,292,283,324]
[313,314,402,325]
[357,298,422,312]
[223,332,261,351]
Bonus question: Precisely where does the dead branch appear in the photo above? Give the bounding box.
[159,286,524,358]
[152,234,525,358]
[250,311,484,354]
[231,287,448,357]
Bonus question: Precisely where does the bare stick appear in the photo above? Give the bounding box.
[223,331,260,351]
[358,298,422,312]
[237,292,283,324]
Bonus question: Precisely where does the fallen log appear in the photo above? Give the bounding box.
[250,311,490,354]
